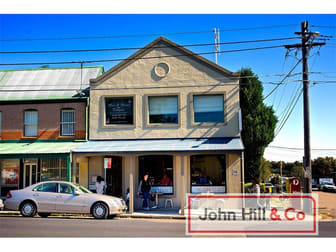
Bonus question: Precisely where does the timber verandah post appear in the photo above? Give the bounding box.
[129,155,135,214]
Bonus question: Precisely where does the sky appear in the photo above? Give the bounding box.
[0,14,335,162]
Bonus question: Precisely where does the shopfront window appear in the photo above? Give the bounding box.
[193,94,224,123]
[138,155,174,194]
[148,96,178,124]
[41,158,67,181]
[24,110,38,136]
[0,159,20,197]
[105,97,134,125]
[190,155,226,193]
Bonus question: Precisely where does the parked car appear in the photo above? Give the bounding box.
[0,198,4,210]
[4,181,127,219]
[320,182,336,192]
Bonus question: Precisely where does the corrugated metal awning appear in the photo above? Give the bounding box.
[0,141,82,155]
[72,138,244,153]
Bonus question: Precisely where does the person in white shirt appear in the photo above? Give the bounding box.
[95,176,105,194]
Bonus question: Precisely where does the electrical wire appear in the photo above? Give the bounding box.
[0,37,300,55]
[269,146,336,151]
[263,58,303,100]
[274,88,303,137]
[0,24,299,42]
[0,44,288,66]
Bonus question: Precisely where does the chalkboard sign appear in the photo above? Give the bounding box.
[105,97,133,124]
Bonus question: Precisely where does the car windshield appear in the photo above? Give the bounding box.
[76,185,92,194]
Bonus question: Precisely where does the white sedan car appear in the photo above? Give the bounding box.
[4,181,126,219]
[0,198,4,210]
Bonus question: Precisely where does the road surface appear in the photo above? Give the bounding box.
[0,216,335,237]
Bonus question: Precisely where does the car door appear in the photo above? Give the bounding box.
[32,183,58,212]
[56,183,87,213]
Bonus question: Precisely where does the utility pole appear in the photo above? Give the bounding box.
[284,21,325,197]
[213,28,220,64]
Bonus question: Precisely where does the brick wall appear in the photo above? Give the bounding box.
[0,101,86,140]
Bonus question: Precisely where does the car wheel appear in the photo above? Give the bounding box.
[20,201,37,217]
[92,202,108,219]
[39,213,51,218]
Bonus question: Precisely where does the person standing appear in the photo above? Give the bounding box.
[138,173,151,210]
[95,176,105,194]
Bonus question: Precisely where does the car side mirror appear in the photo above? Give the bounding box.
[74,191,81,196]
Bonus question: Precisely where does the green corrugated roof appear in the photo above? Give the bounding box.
[0,66,104,101]
[0,141,82,155]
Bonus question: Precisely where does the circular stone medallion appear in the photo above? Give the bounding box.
[154,62,170,78]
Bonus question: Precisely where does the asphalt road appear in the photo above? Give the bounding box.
[0,216,336,237]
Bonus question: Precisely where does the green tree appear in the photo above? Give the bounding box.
[239,68,278,182]
[260,158,272,182]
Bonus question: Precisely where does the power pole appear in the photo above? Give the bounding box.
[213,28,220,64]
[284,21,325,196]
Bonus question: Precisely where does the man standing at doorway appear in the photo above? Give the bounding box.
[138,173,151,210]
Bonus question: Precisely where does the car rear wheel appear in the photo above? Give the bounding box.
[20,201,37,217]
[92,202,108,219]
[39,213,51,218]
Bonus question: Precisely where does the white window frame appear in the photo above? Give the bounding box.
[24,110,38,137]
[60,109,75,136]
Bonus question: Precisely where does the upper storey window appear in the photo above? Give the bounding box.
[61,109,75,136]
[148,96,178,124]
[105,97,134,125]
[24,110,38,137]
[193,94,224,123]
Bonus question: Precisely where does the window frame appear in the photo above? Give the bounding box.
[190,154,227,194]
[138,155,175,196]
[145,94,181,128]
[58,183,76,194]
[60,108,76,136]
[33,182,58,193]
[102,95,136,128]
[23,109,38,137]
[190,92,226,126]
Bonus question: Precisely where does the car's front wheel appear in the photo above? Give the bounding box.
[20,201,37,217]
[92,202,108,219]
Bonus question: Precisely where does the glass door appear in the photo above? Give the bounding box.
[105,156,122,197]
[24,163,38,188]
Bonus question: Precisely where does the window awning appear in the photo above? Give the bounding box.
[72,138,244,154]
[0,141,82,156]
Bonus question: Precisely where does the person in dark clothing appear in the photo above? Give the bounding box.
[138,173,151,210]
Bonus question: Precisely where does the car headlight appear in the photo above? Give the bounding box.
[111,199,122,207]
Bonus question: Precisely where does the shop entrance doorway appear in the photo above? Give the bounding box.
[23,160,39,188]
[105,156,122,197]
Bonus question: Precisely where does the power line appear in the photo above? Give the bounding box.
[0,37,300,55]
[274,88,303,137]
[0,44,288,66]
[311,25,336,29]
[0,80,305,92]
[269,146,336,151]
[0,24,299,42]
[263,58,303,100]
[277,83,301,121]
[219,24,298,32]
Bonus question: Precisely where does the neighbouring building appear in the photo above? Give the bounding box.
[0,66,103,197]
[72,37,244,214]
